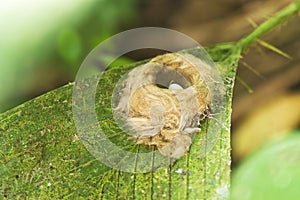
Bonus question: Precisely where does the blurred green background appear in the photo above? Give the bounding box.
[0,0,138,112]
[1,0,300,199]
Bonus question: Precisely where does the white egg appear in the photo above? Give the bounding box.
[168,83,183,91]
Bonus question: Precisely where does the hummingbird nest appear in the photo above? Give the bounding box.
[113,52,212,158]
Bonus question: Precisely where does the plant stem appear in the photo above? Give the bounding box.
[237,1,300,51]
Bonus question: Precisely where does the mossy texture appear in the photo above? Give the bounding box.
[0,44,239,199]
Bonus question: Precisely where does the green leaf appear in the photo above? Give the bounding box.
[231,132,300,200]
[0,45,238,199]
